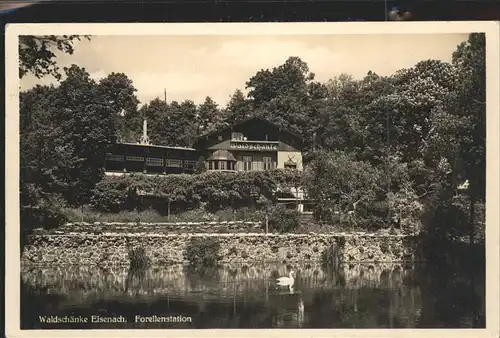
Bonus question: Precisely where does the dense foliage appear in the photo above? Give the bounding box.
[19,35,91,80]
[185,237,221,267]
[266,204,300,233]
[90,169,302,213]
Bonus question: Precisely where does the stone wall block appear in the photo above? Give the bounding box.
[21,232,422,266]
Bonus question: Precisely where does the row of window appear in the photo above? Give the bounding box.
[240,156,272,163]
[107,155,196,169]
[207,159,277,171]
[242,156,274,169]
[108,155,293,170]
[208,161,230,170]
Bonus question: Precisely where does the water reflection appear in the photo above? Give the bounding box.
[21,263,484,329]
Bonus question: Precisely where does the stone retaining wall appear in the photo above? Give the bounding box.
[22,231,420,266]
[48,221,264,234]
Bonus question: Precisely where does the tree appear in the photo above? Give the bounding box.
[390,59,459,164]
[97,73,141,142]
[20,84,79,200]
[246,56,313,104]
[19,35,91,79]
[197,96,221,135]
[195,156,207,174]
[20,84,59,133]
[140,98,200,147]
[138,98,169,145]
[316,72,395,160]
[176,100,199,146]
[20,35,92,238]
[424,34,486,244]
[21,65,118,206]
[53,65,118,204]
[245,57,316,144]
[222,89,252,125]
[305,150,385,230]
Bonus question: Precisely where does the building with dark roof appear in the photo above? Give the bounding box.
[105,117,305,175]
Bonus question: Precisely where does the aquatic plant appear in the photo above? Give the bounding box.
[127,241,150,269]
[321,240,343,266]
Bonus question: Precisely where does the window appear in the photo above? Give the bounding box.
[263,157,273,170]
[218,161,226,170]
[146,157,163,166]
[107,155,124,161]
[126,156,144,162]
[232,132,244,140]
[285,163,297,170]
[183,160,197,170]
[165,159,182,167]
[242,156,252,171]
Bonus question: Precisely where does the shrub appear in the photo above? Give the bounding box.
[380,238,390,254]
[89,169,303,214]
[391,245,402,257]
[336,237,346,247]
[228,246,238,256]
[267,205,300,233]
[21,190,68,250]
[90,178,137,212]
[185,237,221,267]
[194,156,207,174]
[21,189,68,231]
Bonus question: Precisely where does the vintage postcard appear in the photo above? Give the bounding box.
[5,22,500,338]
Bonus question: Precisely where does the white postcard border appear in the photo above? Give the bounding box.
[5,21,500,338]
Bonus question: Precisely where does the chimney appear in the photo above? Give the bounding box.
[139,119,150,145]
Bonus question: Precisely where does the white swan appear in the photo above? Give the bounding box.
[277,270,295,287]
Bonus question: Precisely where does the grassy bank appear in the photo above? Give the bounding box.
[64,207,267,224]
[61,207,363,234]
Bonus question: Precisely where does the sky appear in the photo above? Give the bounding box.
[20,34,469,107]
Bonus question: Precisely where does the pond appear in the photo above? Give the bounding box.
[21,262,485,329]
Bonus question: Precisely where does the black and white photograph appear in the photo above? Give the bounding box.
[5,22,500,337]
